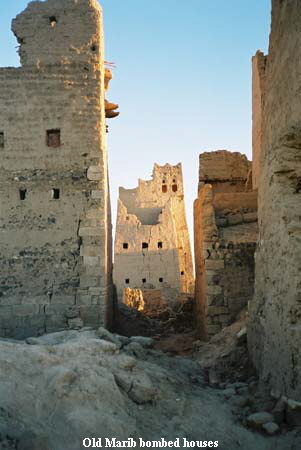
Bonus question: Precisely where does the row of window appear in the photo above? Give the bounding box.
[124,271,185,284]
[0,130,61,149]
[18,188,60,200]
[162,184,177,193]
[123,241,163,250]
[125,278,164,284]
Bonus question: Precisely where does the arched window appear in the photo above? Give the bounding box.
[172,184,178,192]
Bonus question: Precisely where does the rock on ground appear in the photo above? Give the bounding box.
[0,329,300,450]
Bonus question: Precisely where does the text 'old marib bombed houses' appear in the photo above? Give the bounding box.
[114,163,194,309]
[0,0,119,338]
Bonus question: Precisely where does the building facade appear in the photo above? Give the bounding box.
[0,0,113,338]
[114,163,194,309]
[194,151,258,338]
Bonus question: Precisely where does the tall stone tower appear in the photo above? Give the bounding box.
[114,163,194,307]
[0,0,113,338]
[248,0,301,401]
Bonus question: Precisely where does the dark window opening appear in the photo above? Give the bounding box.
[172,184,178,192]
[142,278,146,283]
[162,184,167,193]
[162,179,166,184]
[19,189,27,200]
[49,16,57,27]
[123,243,128,249]
[142,242,148,249]
[0,132,4,148]
[52,188,60,199]
[158,242,163,249]
[91,44,97,52]
[125,278,130,284]
[172,178,176,183]
[159,278,163,283]
[47,129,60,147]
[181,271,185,276]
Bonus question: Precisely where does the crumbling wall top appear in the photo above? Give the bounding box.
[12,0,103,67]
[199,150,251,182]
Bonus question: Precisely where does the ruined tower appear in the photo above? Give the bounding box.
[194,151,258,338]
[114,163,194,309]
[248,0,301,401]
[0,0,113,338]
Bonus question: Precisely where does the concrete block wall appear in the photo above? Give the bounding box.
[0,0,113,338]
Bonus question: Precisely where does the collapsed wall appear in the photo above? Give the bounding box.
[0,0,113,338]
[248,0,301,400]
[114,163,194,310]
[194,151,257,339]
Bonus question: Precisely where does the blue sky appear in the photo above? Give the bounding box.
[0,0,271,245]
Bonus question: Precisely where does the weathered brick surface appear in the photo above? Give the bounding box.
[248,0,301,401]
[114,164,194,306]
[194,151,258,339]
[0,0,113,338]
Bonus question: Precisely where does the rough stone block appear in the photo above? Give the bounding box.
[206,285,222,295]
[79,227,103,237]
[207,306,229,315]
[51,295,75,305]
[86,209,101,220]
[87,166,102,181]
[228,213,243,226]
[207,324,222,335]
[243,212,258,223]
[91,190,102,199]
[205,259,224,270]
[76,295,92,306]
[83,256,101,266]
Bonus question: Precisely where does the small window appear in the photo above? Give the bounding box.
[47,129,60,147]
[162,185,167,193]
[0,132,4,148]
[158,242,163,249]
[91,44,97,52]
[172,178,176,183]
[123,243,128,249]
[159,278,163,283]
[172,184,178,192]
[181,271,185,276]
[162,179,166,184]
[125,278,130,284]
[142,242,148,249]
[52,188,60,199]
[49,16,57,27]
[19,189,27,200]
[142,278,146,283]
